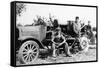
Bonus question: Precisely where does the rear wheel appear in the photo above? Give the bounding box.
[18,40,39,64]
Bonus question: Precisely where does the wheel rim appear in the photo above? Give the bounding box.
[81,40,87,49]
[19,41,39,64]
[80,37,88,50]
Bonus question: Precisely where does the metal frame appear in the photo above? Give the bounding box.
[10,1,98,67]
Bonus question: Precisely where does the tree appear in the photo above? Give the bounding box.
[16,3,26,16]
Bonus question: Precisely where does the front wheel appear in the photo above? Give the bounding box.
[18,40,39,64]
[80,36,89,52]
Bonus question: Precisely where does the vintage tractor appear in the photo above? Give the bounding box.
[16,19,89,64]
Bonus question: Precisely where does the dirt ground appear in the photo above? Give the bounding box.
[16,45,97,65]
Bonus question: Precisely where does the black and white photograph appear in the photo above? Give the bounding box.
[11,1,98,67]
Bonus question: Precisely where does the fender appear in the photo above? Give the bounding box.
[19,36,45,49]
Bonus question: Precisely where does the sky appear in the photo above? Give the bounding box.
[17,3,96,27]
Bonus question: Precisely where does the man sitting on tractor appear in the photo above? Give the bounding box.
[73,16,82,37]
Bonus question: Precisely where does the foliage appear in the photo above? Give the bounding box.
[16,3,26,16]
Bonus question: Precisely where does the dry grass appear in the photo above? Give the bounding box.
[16,47,96,65]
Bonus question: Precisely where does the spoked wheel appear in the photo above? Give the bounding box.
[18,40,39,64]
[80,36,89,52]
